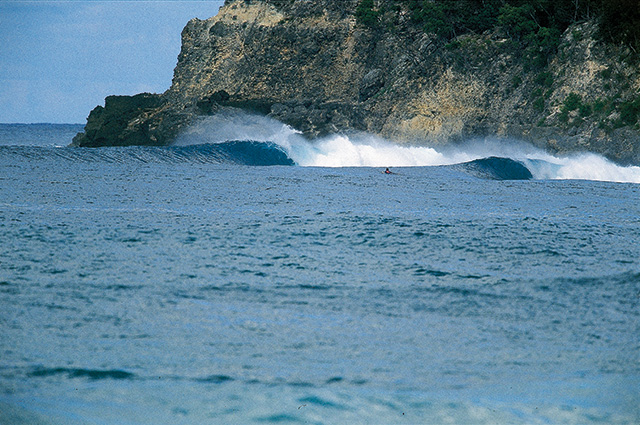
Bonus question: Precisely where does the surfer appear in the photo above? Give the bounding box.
[384,167,392,174]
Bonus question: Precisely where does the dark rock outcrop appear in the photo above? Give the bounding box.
[72,93,165,147]
[72,0,640,165]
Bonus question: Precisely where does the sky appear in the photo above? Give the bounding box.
[0,0,225,123]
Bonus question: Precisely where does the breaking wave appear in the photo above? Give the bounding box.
[175,110,640,183]
[456,157,533,180]
[3,111,639,182]
[0,141,294,166]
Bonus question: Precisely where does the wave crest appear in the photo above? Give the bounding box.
[457,157,533,180]
[0,141,294,166]
[4,111,638,182]
[176,110,640,183]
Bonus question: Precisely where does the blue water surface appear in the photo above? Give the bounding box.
[0,126,639,424]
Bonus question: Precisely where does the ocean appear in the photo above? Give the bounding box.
[0,117,639,424]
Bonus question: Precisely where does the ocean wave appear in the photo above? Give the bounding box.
[28,367,135,381]
[454,157,533,180]
[0,141,294,166]
[176,110,640,182]
[3,112,640,182]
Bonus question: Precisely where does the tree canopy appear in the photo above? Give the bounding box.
[355,0,639,51]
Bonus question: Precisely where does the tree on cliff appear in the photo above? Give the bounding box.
[355,0,381,28]
[598,0,640,51]
[392,0,638,50]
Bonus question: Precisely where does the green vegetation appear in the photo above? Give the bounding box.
[370,1,640,52]
[497,4,537,41]
[593,98,607,114]
[535,72,554,88]
[555,91,640,129]
[533,96,545,113]
[599,68,612,79]
[355,0,382,28]
[405,0,502,38]
[558,93,585,125]
[511,75,522,88]
[355,1,639,53]
[414,2,455,38]
[564,93,582,112]
[579,102,592,118]
[599,0,640,51]
[619,97,640,126]
[353,1,639,129]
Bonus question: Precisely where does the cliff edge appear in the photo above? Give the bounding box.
[72,0,640,165]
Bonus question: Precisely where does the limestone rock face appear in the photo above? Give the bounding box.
[73,0,640,165]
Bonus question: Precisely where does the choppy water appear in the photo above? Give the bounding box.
[0,123,639,424]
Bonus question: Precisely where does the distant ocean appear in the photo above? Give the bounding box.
[1,117,639,424]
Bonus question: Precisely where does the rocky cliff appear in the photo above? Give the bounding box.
[72,0,640,165]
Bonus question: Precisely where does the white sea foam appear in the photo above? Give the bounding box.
[532,153,640,183]
[178,110,640,183]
